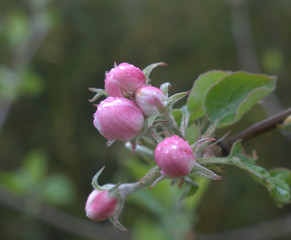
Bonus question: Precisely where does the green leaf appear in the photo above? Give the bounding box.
[269,168,291,186]
[230,141,256,165]
[269,178,290,207]
[187,70,231,119]
[230,141,290,206]
[185,123,198,145]
[171,108,182,126]
[204,72,276,128]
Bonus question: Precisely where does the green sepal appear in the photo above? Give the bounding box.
[91,166,105,190]
[164,91,189,111]
[190,163,222,180]
[91,166,116,192]
[147,114,159,128]
[109,198,127,231]
[143,62,167,84]
[88,88,108,102]
[160,82,171,97]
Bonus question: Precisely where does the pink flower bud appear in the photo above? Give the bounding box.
[135,86,168,117]
[93,97,144,141]
[105,63,146,97]
[85,189,118,221]
[154,135,196,178]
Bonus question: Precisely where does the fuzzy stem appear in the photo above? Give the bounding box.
[196,157,231,165]
[124,142,154,159]
[167,113,184,137]
[118,166,161,199]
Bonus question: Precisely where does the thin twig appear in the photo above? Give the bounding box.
[220,107,291,153]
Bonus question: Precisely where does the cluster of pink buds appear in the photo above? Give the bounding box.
[86,62,221,229]
[91,62,169,144]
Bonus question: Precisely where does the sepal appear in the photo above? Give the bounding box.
[164,91,190,111]
[147,114,159,128]
[88,88,108,102]
[91,166,105,190]
[160,82,171,97]
[191,138,216,154]
[190,162,222,180]
[143,62,167,84]
[91,167,118,193]
[109,198,127,231]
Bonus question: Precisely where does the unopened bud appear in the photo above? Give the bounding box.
[135,86,168,117]
[85,189,118,221]
[93,97,144,141]
[154,135,196,178]
[105,63,146,97]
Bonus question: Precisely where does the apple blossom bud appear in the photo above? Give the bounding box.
[154,135,196,178]
[93,97,144,141]
[135,86,168,117]
[105,63,146,97]
[85,189,118,221]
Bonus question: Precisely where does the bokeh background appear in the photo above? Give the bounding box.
[1,0,291,239]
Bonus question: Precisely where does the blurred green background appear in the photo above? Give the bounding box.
[1,0,291,239]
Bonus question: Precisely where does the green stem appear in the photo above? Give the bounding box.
[196,157,231,165]
[124,142,154,159]
[167,113,184,138]
[118,166,161,198]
